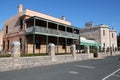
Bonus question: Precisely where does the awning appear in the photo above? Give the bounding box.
[80,42,101,46]
[80,37,101,47]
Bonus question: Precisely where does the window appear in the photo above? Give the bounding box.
[112,33,114,38]
[7,40,9,50]
[62,42,66,49]
[103,30,105,36]
[103,43,105,51]
[20,19,23,29]
[3,41,5,50]
[20,38,22,49]
[36,40,41,49]
[103,43,105,47]
[6,25,8,34]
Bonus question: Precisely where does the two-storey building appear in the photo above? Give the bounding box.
[80,22,117,51]
[2,4,80,54]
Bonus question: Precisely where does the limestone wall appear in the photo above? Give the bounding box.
[109,30,117,49]
[80,27,101,43]
[0,51,120,72]
[97,51,120,58]
[0,58,13,72]
[100,27,110,49]
[0,53,92,72]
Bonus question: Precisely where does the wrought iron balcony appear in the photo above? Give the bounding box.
[25,27,33,33]
[25,26,79,39]
[59,30,66,37]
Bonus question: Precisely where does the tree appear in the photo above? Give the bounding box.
[117,33,120,50]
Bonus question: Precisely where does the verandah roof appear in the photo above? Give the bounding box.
[80,37,101,47]
[80,42,101,46]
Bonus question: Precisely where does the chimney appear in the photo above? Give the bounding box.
[17,4,23,13]
[85,22,93,27]
[61,16,65,20]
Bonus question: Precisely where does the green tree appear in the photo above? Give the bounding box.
[117,33,120,50]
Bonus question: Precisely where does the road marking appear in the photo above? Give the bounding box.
[68,71,79,75]
[75,65,95,69]
[102,68,120,80]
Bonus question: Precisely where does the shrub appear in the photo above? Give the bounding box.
[0,54,11,58]
[21,53,48,57]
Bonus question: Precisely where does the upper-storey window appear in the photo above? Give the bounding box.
[48,22,57,29]
[112,33,114,38]
[20,19,23,29]
[26,19,34,28]
[6,25,8,34]
[36,19,47,27]
[103,30,105,36]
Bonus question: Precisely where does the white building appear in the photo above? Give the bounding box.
[80,23,117,51]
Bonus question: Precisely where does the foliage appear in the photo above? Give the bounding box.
[21,53,71,57]
[117,34,120,49]
[21,53,48,57]
[90,49,97,53]
[0,54,11,58]
[55,53,71,55]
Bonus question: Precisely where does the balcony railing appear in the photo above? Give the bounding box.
[25,27,33,32]
[48,28,58,35]
[73,34,79,39]
[35,26,47,33]
[59,30,66,37]
[25,26,79,39]
[66,32,74,38]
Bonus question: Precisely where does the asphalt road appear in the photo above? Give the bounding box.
[0,55,120,80]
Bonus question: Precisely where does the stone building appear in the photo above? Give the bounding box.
[2,4,80,54]
[0,30,3,51]
[80,23,117,51]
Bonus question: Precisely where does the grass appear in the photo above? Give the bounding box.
[0,54,11,58]
[21,53,48,57]
[55,53,71,55]
[21,53,71,57]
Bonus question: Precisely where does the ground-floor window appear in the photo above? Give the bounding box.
[3,41,5,50]
[7,40,9,50]
[36,39,41,49]
[20,38,22,49]
[62,42,66,49]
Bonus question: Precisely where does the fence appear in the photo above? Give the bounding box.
[0,53,94,72]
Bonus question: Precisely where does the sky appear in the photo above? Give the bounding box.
[0,0,120,34]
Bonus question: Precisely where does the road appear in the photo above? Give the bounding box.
[0,55,120,80]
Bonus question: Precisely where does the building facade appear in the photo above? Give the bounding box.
[0,30,3,51]
[80,23,117,51]
[2,4,80,54]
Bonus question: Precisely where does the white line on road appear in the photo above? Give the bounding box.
[102,68,120,80]
[68,71,79,75]
[75,65,95,69]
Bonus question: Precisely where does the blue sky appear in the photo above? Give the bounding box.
[0,0,120,34]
